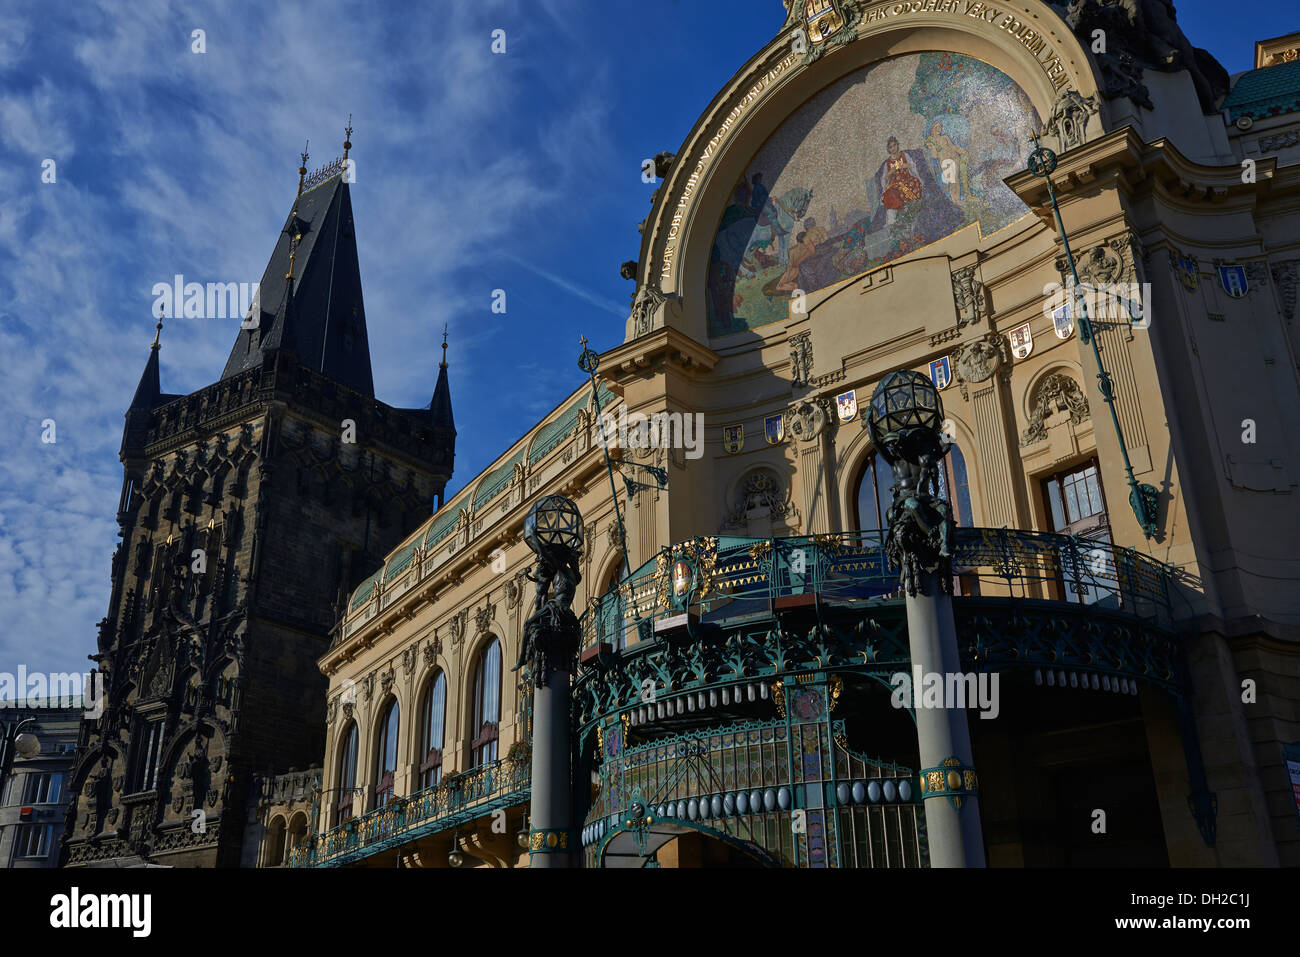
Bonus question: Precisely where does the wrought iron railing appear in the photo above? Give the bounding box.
[579,527,1178,654]
[288,757,530,867]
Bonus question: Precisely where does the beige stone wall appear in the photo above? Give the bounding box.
[310,6,1300,867]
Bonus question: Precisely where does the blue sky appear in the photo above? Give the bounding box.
[0,0,1292,682]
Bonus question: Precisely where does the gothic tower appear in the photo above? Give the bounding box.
[62,141,456,867]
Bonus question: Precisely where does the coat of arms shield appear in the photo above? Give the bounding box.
[805,0,846,43]
[1218,264,1247,299]
[1052,302,1074,339]
[929,356,952,390]
[723,424,744,454]
[764,414,785,445]
[835,390,858,422]
[1008,322,1033,359]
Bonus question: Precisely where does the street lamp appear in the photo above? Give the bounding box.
[1026,134,1160,539]
[519,493,584,868]
[866,369,954,596]
[1,717,41,803]
[866,371,984,868]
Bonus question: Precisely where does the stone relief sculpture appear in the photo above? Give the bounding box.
[722,470,796,530]
[1042,89,1100,153]
[789,332,813,386]
[953,333,1010,399]
[1057,0,1229,111]
[1020,373,1092,446]
[951,265,988,328]
[787,397,832,442]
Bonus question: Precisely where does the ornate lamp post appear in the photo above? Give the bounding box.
[866,370,985,868]
[0,716,40,805]
[1027,135,1160,538]
[518,494,585,867]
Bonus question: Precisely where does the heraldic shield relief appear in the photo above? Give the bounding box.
[929,356,951,390]
[1052,302,1074,339]
[804,0,846,43]
[1008,322,1033,359]
[836,390,858,422]
[765,414,785,445]
[724,424,744,454]
[1219,264,1247,299]
[1170,250,1199,292]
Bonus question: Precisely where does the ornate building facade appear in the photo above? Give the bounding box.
[62,150,456,867]
[281,3,1298,869]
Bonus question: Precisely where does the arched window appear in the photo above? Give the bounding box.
[855,444,974,531]
[853,451,895,532]
[336,721,358,825]
[265,816,287,866]
[374,700,399,809]
[597,565,627,651]
[420,672,447,790]
[936,443,974,527]
[470,639,501,767]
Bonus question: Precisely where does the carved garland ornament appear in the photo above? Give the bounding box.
[1020,373,1091,446]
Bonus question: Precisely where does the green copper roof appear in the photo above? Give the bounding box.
[530,395,587,464]
[473,448,525,510]
[1224,60,1300,120]
[385,537,420,579]
[424,507,459,549]
[350,569,383,610]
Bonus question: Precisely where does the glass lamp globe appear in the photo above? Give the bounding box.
[14,732,40,759]
[867,369,944,462]
[524,494,584,556]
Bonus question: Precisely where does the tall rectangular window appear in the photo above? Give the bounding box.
[21,772,62,805]
[14,824,53,859]
[1042,458,1114,606]
[135,720,165,791]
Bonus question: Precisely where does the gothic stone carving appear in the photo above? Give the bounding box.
[951,265,988,328]
[789,332,813,386]
[1021,373,1091,446]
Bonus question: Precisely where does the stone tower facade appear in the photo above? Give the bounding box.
[62,158,455,867]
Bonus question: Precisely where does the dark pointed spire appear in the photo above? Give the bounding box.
[431,325,455,432]
[220,136,375,396]
[130,318,164,411]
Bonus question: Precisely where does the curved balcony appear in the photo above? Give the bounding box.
[289,758,530,868]
[572,528,1186,866]
[576,527,1182,738]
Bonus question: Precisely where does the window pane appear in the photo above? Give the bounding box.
[1085,472,1104,517]
[950,446,973,527]
[1046,481,1066,531]
[875,458,894,532]
[1063,480,1081,524]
